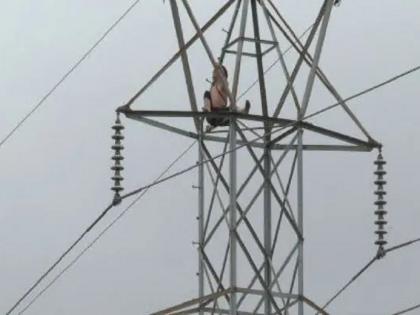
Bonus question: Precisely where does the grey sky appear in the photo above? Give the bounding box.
[1,1,419,314]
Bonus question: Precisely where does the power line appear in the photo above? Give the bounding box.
[0,0,142,150]
[318,256,377,312]
[306,65,420,121]
[391,303,420,315]
[319,237,420,313]
[6,201,112,315]
[16,140,197,314]
[386,237,420,254]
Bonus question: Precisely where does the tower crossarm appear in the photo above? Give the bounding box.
[120,109,380,151]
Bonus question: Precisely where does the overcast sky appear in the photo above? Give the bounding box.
[1,1,420,314]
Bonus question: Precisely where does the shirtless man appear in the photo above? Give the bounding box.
[203,64,250,129]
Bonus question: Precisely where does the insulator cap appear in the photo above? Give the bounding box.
[374,190,387,196]
[374,153,386,164]
[111,165,124,171]
[374,159,386,166]
[374,179,387,186]
[112,144,124,151]
[374,200,387,206]
[112,134,125,141]
[375,240,387,246]
[111,186,124,192]
[112,124,125,131]
[112,155,124,161]
[374,210,387,216]
[374,170,386,176]
[112,175,124,181]
[375,230,387,236]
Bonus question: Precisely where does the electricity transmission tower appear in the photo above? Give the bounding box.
[118,0,380,314]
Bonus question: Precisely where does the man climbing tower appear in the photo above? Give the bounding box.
[203,63,250,131]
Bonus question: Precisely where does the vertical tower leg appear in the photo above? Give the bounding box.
[250,1,272,314]
[229,118,238,315]
[230,1,249,312]
[297,128,304,315]
[263,149,272,315]
[263,148,272,315]
[198,123,205,315]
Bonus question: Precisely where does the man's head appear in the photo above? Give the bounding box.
[213,64,228,81]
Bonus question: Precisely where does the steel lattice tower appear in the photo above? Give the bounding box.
[118,0,381,314]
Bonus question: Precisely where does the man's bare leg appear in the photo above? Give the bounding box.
[203,91,212,112]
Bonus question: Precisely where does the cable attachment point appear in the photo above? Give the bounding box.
[374,150,388,258]
[111,113,125,204]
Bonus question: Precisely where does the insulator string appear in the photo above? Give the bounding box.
[374,149,388,258]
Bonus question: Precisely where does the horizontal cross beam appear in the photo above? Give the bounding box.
[120,109,380,150]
